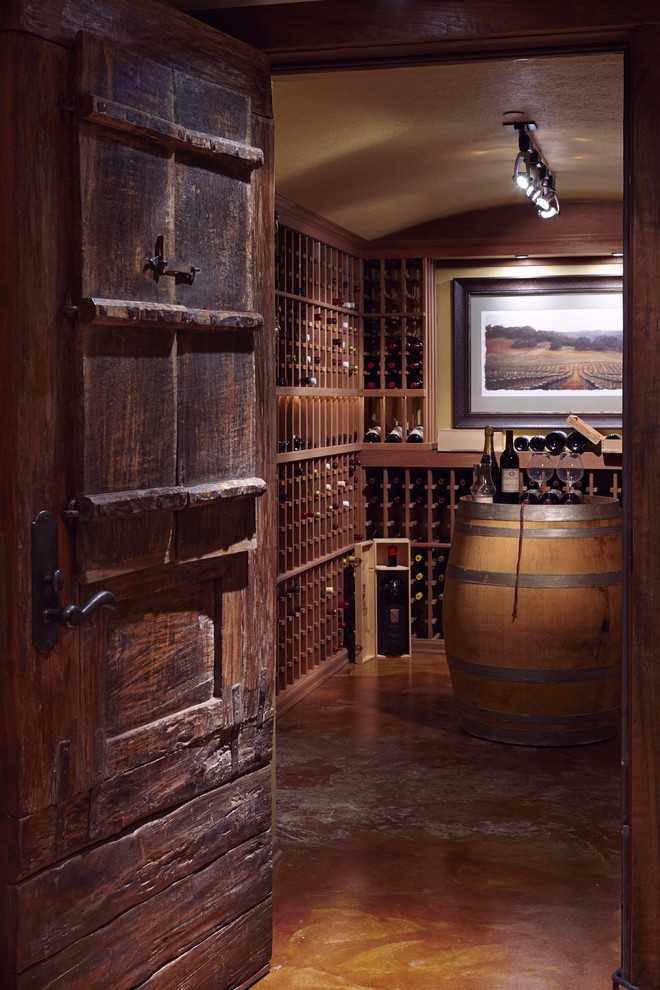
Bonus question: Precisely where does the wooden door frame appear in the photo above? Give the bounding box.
[196,3,660,986]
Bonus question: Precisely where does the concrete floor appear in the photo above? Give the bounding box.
[261,654,621,990]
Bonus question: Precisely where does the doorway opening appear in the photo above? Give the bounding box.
[269,49,625,988]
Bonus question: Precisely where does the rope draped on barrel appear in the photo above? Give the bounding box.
[512,502,526,622]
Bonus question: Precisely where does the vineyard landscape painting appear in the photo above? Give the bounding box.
[453,276,623,427]
[483,310,623,393]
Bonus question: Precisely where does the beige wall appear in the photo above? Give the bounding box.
[435,261,624,431]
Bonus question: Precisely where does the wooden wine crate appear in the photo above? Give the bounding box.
[354,538,411,664]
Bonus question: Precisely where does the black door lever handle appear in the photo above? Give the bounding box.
[43,590,118,628]
[32,510,119,652]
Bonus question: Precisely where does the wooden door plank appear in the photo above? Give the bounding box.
[15,768,270,970]
[16,833,271,989]
[90,721,273,843]
[135,899,271,990]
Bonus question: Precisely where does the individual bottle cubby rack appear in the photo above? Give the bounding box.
[363,466,459,545]
[363,258,423,314]
[363,393,425,444]
[363,316,425,392]
[275,216,367,701]
[360,258,434,447]
[409,547,447,643]
[277,451,362,579]
[277,395,363,454]
[276,553,354,693]
[276,225,361,308]
[276,296,361,390]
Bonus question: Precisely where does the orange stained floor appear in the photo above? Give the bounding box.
[260,654,621,990]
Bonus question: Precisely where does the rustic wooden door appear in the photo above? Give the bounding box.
[0,4,275,988]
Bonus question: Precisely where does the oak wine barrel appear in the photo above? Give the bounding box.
[443,496,622,746]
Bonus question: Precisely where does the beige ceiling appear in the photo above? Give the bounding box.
[166,2,623,243]
[273,53,623,241]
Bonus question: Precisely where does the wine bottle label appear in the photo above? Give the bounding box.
[389,607,401,624]
[501,468,519,492]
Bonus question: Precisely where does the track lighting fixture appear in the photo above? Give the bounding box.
[507,122,560,220]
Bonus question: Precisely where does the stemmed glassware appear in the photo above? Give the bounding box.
[557,451,585,501]
[526,451,555,493]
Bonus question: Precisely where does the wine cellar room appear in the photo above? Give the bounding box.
[7,3,660,990]
[195,7,630,988]
[215,9,628,988]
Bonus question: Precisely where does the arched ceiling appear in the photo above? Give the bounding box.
[272,54,623,241]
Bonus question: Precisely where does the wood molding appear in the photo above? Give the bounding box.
[187,0,660,67]
[276,195,367,254]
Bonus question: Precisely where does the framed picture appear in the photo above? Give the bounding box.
[453,275,623,428]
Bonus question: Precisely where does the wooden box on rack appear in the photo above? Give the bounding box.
[354,538,411,664]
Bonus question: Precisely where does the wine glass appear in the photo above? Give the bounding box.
[526,451,555,492]
[556,451,584,499]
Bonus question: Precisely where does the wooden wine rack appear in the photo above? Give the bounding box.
[275,214,365,709]
[362,256,436,443]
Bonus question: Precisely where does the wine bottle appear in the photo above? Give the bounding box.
[565,431,587,454]
[377,546,409,656]
[529,435,546,452]
[406,425,424,443]
[513,435,530,452]
[499,429,520,504]
[480,425,501,496]
[385,425,403,443]
[519,488,541,505]
[561,489,583,504]
[363,425,382,442]
[545,430,567,455]
[541,489,562,505]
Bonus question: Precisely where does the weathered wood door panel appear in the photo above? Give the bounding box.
[1,5,275,988]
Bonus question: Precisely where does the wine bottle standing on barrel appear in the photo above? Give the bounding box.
[480,425,501,498]
[499,429,520,504]
[378,545,409,656]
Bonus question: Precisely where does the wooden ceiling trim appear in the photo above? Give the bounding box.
[189,0,656,68]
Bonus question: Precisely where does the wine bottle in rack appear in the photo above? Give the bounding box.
[519,486,541,505]
[545,431,567,455]
[541,488,562,505]
[565,431,587,454]
[389,478,405,504]
[499,429,520,504]
[513,435,530,452]
[377,546,409,657]
[364,425,382,442]
[385,374,401,390]
[406,425,424,443]
[410,480,425,504]
[385,425,403,443]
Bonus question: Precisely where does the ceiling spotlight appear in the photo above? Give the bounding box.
[512,128,532,188]
[538,194,560,219]
[507,122,559,220]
